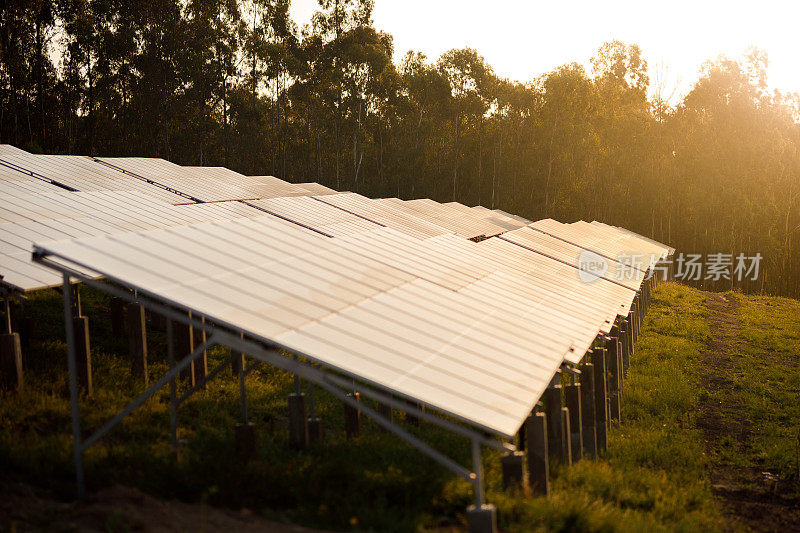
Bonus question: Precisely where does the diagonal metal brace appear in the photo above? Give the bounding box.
[176,353,233,405]
[79,337,218,452]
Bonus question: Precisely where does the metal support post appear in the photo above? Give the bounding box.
[592,346,608,453]
[63,274,84,499]
[580,361,597,458]
[167,320,178,455]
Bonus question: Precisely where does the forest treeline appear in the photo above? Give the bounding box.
[2,0,799,296]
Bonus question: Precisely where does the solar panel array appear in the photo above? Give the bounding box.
[0,144,672,438]
[0,150,187,203]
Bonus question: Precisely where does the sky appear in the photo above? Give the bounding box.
[289,0,800,102]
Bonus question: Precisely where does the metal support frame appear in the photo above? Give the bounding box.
[176,353,232,405]
[62,274,83,497]
[63,271,218,497]
[45,260,509,507]
[167,320,178,454]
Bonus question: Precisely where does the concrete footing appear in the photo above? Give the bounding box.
[126,303,148,383]
[565,384,583,463]
[307,417,323,444]
[466,504,497,533]
[378,402,393,432]
[501,451,525,490]
[288,393,308,449]
[72,316,92,395]
[625,314,635,358]
[525,412,549,496]
[404,400,421,426]
[344,392,361,438]
[560,407,572,466]
[607,335,621,423]
[149,311,167,331]
[621,318,631,373]
[543,385,565,465]
[109,297,125,338]
[0,333,23,391]
[580,362,597,458]
[235,422,257,462]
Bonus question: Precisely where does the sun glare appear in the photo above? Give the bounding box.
[291,0,800,99]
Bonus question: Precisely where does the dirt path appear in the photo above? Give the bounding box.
[0,482,330,532]
[697,292,800,532]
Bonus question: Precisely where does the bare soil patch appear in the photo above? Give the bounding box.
[0,481,330,532]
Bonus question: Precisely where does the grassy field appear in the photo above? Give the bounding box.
[1,281,798,531]
[703,291,800,495]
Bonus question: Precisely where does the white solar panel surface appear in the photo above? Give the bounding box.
[500,226,644,291]
[0,185,264,291]
[443,202,525,231]
[295,182,338,195]
[0,153,186,203]
[246,196,382,237]
[530,219,666,271]
[316,193,453,240]
[374,198,508,239]
[36,216,575,437]
[97,157,257,203]
[587,221,675,257]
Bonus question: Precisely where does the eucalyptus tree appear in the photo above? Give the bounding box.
[437,47,495,202]
[0,0,60,149]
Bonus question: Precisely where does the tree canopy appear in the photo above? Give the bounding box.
[2,0,799,296]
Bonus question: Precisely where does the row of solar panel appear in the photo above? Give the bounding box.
[1,144,671,437]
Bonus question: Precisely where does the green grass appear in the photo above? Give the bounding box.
[0,282,741,531]
[475,282,720,532]
[705,291,800,490]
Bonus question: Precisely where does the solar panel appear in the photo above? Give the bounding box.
[245,196,383,237]
[373,198,508,239]
[0,153,187,203]
[35,216,576,437]
[587,221,675,257]
[0,166,65,195]
[332,231,615,363]
[0,141,674,443]
[316,193,454,240]
[295,182,338,195]
[490,208,533,225]
[242,175,312,198]
[0,144,34,157]
[444,202,526,231]
[529,219,667,271]
[0,184,267,292]
[96,157,255,203]
[500,226,644,291]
